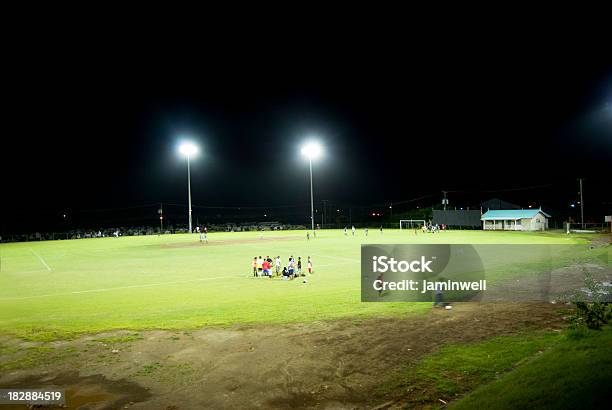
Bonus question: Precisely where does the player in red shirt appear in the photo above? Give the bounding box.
[262,260,271,277]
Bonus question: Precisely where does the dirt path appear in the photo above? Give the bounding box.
[0,303,567,409]
[159,235,302,248]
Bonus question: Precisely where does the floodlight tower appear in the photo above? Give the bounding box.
[301,141,323,232]
[179,141,199,233]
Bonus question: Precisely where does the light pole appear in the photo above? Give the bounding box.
[578,178,584,230]
[301,141,322,232]
[179,141,198,233]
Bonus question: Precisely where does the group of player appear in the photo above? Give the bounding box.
[252,255,313,280]
[342,225,383,237]
[421,223,446,233]
[196,226,208,242]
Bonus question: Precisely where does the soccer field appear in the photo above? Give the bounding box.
[0,230,587,340]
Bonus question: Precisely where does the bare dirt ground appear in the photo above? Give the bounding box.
[0,303,568,410]
[479,263,612,302]
[159,236,302,249]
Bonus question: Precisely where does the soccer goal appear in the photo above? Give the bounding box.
[399,220,426,230]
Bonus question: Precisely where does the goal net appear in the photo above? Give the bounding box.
[399,220,426,230]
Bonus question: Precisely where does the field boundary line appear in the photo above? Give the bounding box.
[0,260,361,301]
[29,248,52,271]
[0,274,244,301]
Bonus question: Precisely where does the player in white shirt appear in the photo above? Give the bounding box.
[275,256,281,276]
[352,226,356,236]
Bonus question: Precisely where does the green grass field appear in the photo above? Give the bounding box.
[450,326,612,409]
[0,229,590,341]
[379,325,612,409]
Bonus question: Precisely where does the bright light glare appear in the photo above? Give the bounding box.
[179,141,198,157]
[301,141,322,159]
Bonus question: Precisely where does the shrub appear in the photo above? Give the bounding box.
[559,269,611,330]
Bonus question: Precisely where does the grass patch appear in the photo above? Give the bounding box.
[0,346,78,371]
[0,342,19,356]
[137,362,164,376]
[19,328,80,342]
[380,331,561,406]
[451,326,612,409]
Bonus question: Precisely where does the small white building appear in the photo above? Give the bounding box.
[481,209,551,231]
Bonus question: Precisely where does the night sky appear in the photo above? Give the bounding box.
[2,45,611,233]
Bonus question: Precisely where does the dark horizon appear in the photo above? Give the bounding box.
[2,53,611,233]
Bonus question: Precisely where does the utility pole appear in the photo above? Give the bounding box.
[579,178,584,229]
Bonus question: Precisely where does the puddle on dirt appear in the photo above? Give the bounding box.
[2,371,151,409]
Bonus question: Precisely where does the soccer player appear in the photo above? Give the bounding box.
[306,232,310,240]
[380,225,383,234]
[344,226,348,236]
[297,257,302,275]
[252,257,257,277]
[307,256,313,274]
[262,259,271,277]
[257,256,263,276]
[275,256,281,275]
[352,225,356,236]
[199,230,206,243]
[365,227,368,237]
[288,264,294,279]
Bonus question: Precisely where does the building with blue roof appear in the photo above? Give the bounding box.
[481,208,551,231]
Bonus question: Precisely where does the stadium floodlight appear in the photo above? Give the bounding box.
[301,142,322,159]
[178,141,199,234]
[301,141,323,231]
[179,141,198,157]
